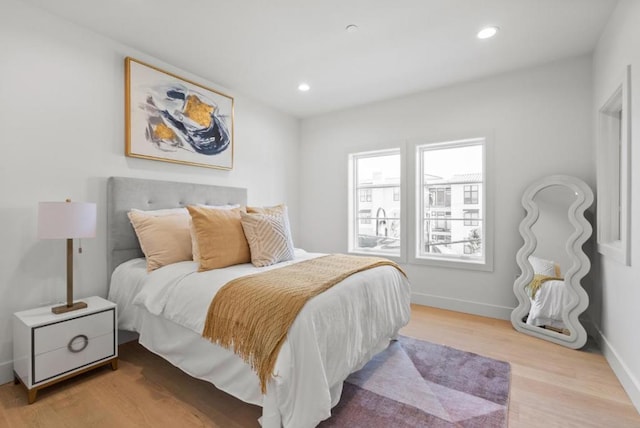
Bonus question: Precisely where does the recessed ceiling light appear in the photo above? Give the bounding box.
[477,26,499,39]
[298,83,310,92]
[345,24,359,33]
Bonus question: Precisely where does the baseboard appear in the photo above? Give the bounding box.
[589,322,640,413]
[0,360,14,386]
[411,292,513,320]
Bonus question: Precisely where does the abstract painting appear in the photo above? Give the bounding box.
[125,57,234,170]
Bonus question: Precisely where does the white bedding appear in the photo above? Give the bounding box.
[527,279,570,329]
[108,249,411,428]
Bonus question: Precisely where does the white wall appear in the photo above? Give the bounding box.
[0,0,300,383]
[299,56,594,319]
[591,0,640,411]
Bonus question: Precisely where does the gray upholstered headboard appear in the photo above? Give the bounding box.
[106,176,247,279]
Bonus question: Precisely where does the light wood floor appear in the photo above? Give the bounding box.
[1,304,639,427]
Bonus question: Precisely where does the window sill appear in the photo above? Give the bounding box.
[409,255,493,272]
[597,242,630,266]
[348,249,404,264]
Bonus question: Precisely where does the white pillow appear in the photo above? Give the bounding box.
[528,255,557,277]
[130,207,188,216]
[197,203,240,210]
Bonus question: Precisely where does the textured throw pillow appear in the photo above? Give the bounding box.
[528,255,557,277]
[241,211,295,267]
[187,205,251,271]
[128,210,192,271]
[246,204,285,215]
[189,204,241,263]
[246,204,293,247]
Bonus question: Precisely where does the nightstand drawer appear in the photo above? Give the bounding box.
[34,332,114,383]
[34,309,114,355]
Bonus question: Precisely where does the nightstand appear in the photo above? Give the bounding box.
[13,296,118,403]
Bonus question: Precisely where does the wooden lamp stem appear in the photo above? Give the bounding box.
[51,238,87,314]
[67,238,73,306]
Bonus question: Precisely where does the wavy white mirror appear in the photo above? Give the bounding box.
[511,175,593,349]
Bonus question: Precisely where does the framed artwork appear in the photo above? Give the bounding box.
[125,57,234,170]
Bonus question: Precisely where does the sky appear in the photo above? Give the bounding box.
[356,141,483,184]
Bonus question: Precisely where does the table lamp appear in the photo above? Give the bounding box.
[38,199,97,314]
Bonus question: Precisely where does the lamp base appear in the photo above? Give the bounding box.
[51,301,87,314]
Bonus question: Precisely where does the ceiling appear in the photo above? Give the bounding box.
[24,0,617,118]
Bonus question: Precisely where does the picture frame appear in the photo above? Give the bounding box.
[125,57,234,170]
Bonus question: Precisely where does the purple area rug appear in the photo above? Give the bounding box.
[320,335,510,427]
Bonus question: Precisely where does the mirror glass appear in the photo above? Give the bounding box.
[528,185,576,335]
[511,175,593,349]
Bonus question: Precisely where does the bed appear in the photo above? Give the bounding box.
[105,176,411,428]
[525,255,570,333]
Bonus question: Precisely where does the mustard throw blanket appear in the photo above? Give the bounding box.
[202,254,406,393]
[528,273,564,299]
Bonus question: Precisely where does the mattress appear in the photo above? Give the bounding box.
[108,249,411,427]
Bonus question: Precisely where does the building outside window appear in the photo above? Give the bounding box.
[418,139,485,263]
[348,149,401,257]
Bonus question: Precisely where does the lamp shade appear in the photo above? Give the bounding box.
[38,201,97,239]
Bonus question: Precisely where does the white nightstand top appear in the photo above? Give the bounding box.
[14,296,116,328]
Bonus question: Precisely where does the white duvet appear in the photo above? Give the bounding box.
[527,279,570,329]
[108,250,411,428]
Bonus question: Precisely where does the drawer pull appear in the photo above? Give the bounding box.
[67,334,89,353]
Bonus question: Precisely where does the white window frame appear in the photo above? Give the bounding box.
[597,65,631,266]
[348,148,405,262]
[407,136,494,271]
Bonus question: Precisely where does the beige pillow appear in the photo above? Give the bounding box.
[241,211,295,267]
[189,204,241,263]
[127,210,192,271]
[187,206,251,271]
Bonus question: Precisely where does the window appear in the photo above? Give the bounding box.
[429,187,451,207]
[348,137,492,270]
[432,211,451,231]
[359,189,372,202]
[417,138,487,266]
[348,149,401,257]
[464,209,479,226]
[464,185,478,204]
[358,209,371,225]
[597,65,630,265]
